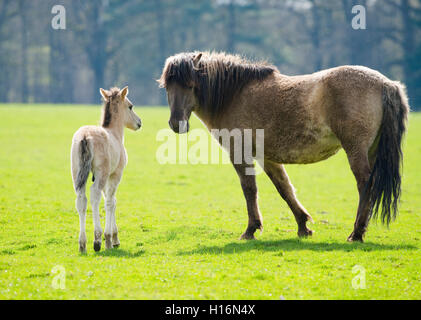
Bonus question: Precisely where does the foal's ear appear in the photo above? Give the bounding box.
[99,88,110,100]
[193,53,202,69]
[120,86,129,100]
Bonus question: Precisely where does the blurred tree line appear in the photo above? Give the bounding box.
[0,0,420,109]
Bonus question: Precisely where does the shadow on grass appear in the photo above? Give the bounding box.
[177,239,417,256]
[79,248,145,258]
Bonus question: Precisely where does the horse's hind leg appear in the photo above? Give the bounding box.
[233,163,263,240]
[344,148,372,242]
[90,173,107,251]
[76,185,88,253]
[263,161,314,238]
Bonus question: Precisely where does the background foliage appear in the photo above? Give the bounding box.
[0,0,420,108]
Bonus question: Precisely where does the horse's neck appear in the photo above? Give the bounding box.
[193,109,214,130]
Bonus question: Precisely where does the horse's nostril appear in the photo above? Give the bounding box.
[169,120,178,131]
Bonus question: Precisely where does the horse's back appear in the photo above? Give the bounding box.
[227,66,388,164]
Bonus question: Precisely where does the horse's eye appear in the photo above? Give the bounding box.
[129,105,133,110]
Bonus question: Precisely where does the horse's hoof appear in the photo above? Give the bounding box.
[93,241,101,252]
[298,228,313,238]
[347,233,364,243]
[240,232,256,240]
[305,214,314,224]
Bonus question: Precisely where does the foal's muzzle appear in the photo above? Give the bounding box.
[169,119,189,134]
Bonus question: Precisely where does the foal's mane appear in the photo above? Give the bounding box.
[159,51,277,117]
[101,87,121,128]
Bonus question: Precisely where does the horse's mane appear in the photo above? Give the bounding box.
[101,87,120,128]
[159,51,277,117]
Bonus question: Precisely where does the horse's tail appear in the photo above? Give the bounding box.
[75,137,93,192]
[365,81,409,225]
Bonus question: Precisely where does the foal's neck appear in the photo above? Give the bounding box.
[104,120,125,143]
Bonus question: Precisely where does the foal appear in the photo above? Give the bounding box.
[71,87,141,252]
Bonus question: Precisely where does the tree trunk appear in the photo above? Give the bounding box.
[400,0,415,102]
[310,0,323,71]
[154,0,167,105]
[19,0,29,103]
[226,1,236,53]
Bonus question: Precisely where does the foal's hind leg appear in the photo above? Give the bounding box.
[345,149,372,242]
[264,161,314,238]
[103,173,121,249]
[76,185,88,253]
[90,173,107,251]
[233,163,263,240]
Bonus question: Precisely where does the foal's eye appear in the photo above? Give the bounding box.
[129,105,133,110]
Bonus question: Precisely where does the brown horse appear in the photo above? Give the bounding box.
[158,51,409,242]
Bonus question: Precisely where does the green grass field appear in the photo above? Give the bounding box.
[0,104,420,299]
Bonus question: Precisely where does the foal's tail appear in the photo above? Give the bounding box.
[75,137,93,192]
[365,81,409,225]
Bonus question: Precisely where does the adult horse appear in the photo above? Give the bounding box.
[158,51,409,242]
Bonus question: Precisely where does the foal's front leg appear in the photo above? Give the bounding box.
[233,163,263,240]
[104,173,122,249]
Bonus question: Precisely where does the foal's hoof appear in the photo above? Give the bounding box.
[104,233,113,250]
[105,239,113,250]
[347,232,364,242]
[112,234,120,248]
[93,241,101,252]
[79,243,87,253]
[297,228,313,238]
[112,239,120,248]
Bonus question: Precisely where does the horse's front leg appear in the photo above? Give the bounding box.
[104,173,122,249]
[263,161,313,238]
[232,163,263,240]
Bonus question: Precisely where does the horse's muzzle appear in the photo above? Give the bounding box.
[169,119,189,134]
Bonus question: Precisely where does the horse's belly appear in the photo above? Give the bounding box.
[267,125,342,164]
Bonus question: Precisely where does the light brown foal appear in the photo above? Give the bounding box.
[71,87,141,252]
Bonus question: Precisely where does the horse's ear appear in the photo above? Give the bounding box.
[99,88,110,100]
[120,86,129,100]
[193,53,202,69]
